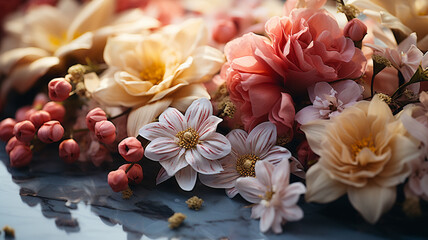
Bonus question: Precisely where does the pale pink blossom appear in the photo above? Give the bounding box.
[118,137,144,163]
[42,101,65,122]
[59,139,80,163]
[235,160,306,234]
[0,118,16,142]
[199,122,291,198]
[295,80,364,125]
[13,120,36,143]
[119,163,144,184]
[29,110,51,128]
[108,169,128,192]
[139,98,231,191]
[37,120,64,143]
[9,145,32,168]
[404,161,428,201]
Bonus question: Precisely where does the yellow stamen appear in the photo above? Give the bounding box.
[176,128,199,149]
[350,136,376,158]
[139,63,165,85]
[236,154,260,177]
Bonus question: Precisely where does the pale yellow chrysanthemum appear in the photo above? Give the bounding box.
[301,95,420,223]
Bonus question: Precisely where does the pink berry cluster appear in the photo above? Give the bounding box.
[108,137,145,192]
[0,94,69,167]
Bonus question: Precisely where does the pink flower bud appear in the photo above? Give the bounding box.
[59,139,80,163]
[13,120,36,143]
[0,118,16,142]
[212,19,238,44]
[118,137,144,162]
[33,93,49,110]
[48,78,72,101]
[42,101,66,122]
[15,106,32,122]
[9,145,32,167]
[108,169,128,192]
[94,120,116,144]
[119,164,143,184]
[29,110,51,129]
[343,18,367,42]
[6,136,29,154]
[88,141,110,167]
[85,107,107,131]
[37,120,64,143]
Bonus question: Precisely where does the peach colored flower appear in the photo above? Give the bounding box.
[89,19,225,136]
[302,95,420,223]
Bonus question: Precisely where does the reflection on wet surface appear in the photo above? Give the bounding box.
[0,142,427,240]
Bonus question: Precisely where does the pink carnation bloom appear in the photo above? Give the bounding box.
[140,98,231,191]
[295,80,363,125]
[235,160,306,234]
[200,122,291,198]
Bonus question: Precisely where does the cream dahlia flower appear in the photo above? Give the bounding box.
[139,98,231,191]
[0,0,159,108]
[89,18,225,136]
[301,95,420,223]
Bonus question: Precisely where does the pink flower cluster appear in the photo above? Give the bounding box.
[222,7,366,137]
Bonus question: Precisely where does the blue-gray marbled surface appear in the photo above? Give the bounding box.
[0,142,427,240]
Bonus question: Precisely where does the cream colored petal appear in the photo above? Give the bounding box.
[305,164,347,203]
[173,46,225,85]
[300,121,326,155]
[10,56,60,93]
[368,94,394,126]
[167,18,208,61]
[127,98,173,136]
[0,47,50,73]
[149,82,188,104]
[103,34,143,68]
[170,83,210,112]
[348,184,396,224]
[418,35,428,51]
[379,11,412,36]
[54,32,93,58]
[115,71,153,96]
[66,0,114,41]
[84,72,100,93]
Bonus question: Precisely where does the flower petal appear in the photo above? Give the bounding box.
[185,98,212,132]
[247,122,277,156]
[235,177,265,203]
[185,149,223,174]
[170,83,211,112]
[282,182,306,207]
[226,129,248,156]
[226,187,239,198]
[348,184,396,224]
[139,122,176,141]
[198,116,223,139]
[175,165,197,191]
[260,206,275,233]
[144,137,181,162]
[255,161,274,188]
[305,164,347,203]
[159,152,188,176]
[199,156,239,189]
[281,205,303,222]
[156,167,172,185]
[261,145,291,164]
[300,120,326,155]
[197,132,231,160]
[158,107,186,133]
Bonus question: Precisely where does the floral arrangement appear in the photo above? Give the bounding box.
[1,0,428,235]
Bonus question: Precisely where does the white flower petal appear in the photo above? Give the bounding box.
[197,132,231,160]
[251,204,264,219]
[54,32,93,58]
[282,182,306,207]
[247,122,277,156]
[185,98,212,132]
[261,145,291,163]
[198,116,223,139]
[254,161,274,188]
[139,122,176,141]
[348,184,396,224]
[281,205,304,222]
[175,165,197,191]
[235,177,265,203]
[158,107,186,133]
[185,149,223,174]
[272,160,290,189]
[260,207,275,233]
[170,83,211,112]
[144,137,181,162]
[199,159,239,189]
[159,152,188,176]
[225,187,239,198]
[300,121,326,155]
[305,164,347,203]
[156,168,172,185]
[226,129,248,156]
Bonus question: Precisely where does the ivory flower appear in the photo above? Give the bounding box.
[90,19,225,136]
[235,160,306,234]
[302,95,420,223]
[199,122,291,198]
[348,0,428,50]
[0,0,159,109]
[139,98,231,191]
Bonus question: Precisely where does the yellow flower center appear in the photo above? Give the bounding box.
[236,154,260,177]
[415,0,428,16]
[176,128,199,149]
[350,136,376,158]
[264,190,274,201]
[48,32,81,48]
[140,63,165,85]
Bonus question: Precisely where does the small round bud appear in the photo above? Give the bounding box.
[48,78,72,102]
[32,93,49,110]
[0,118,17,142]
[13,120,36,143]
[42,102,66,122]
[38,120,64,143]
[118,137,144,162]
[119,164,144,184]
[344,18,367,42]
[108,169,128,192]
[212,19,238,44]
[85,107,107,131]
[9,145,32,167]
[29,110,51,129]
[6,136,29,154]
[94,120,116,144]
[15,106,33,122]
[59,139,80,163]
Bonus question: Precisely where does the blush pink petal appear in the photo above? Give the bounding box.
[175,165,197,191]
[255,161,275,188]
[226,187,239,198]
[236,177,265,203]
[247,122,277,157]
[260,207,275,233]
[185,149,223,174]
[280,205,304,222]
[281,182,306,207]
[199,155,239,189]
[261,146,292,164]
